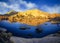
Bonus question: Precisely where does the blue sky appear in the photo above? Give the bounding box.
[0,0,60,14]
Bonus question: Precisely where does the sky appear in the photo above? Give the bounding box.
[0,0,60,14]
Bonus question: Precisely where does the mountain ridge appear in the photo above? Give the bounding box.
[0,9,60,26]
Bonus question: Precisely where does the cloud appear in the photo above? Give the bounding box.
[26,2,37,9]
[0,0,60,14]
[40,5,60,14]
[0,0,37,14]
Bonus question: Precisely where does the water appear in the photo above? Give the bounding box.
[0,20,60,38]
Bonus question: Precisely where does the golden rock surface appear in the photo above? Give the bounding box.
[0,9,60,26]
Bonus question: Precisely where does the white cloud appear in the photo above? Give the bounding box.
[0,0,37,14]
[26,2,37,9]
[41,5,60,14]
[0,0,60,14]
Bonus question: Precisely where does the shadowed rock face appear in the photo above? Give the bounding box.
[1,18,9,20]
[51,17,60,21]
[0,27,13,43]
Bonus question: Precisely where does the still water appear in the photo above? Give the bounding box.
[0,20,60,38]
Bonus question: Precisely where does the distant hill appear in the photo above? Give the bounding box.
[0,9,60,26]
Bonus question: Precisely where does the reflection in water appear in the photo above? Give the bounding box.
[50,17,60,27]
[0,20,60,38]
